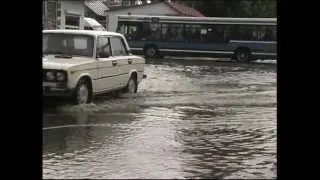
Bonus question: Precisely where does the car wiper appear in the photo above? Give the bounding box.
[54,54,73,58]
[43,51,74,58]
[43,51,64,55]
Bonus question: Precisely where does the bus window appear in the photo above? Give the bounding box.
[161,23,168,40]
[200,28,207,42]
[253,25,276,41]
[177,25,184,41]
[256,26,266,41]
[246,26,258,41]
[230,25,255,41]
[117,22,143,41]
[271,26,277,41]
[185,24,202,42]
[141,22,150,40]
[127,25,137,40]
[149,22,161,40]
[184,24,192,41]
[206,25,225,42]
[117,23,126,35]
[223,24,234,41]
[263,26,276,41]
[165,24,184,41]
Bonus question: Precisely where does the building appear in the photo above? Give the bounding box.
[106,0,205,30]
[43,0,85,30]
[43,0,205,30]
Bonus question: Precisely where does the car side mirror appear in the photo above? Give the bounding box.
[97,51,110,58]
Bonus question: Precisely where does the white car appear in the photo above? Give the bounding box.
[43,30,146,104]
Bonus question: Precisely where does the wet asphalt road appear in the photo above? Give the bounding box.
[43,58,277,179]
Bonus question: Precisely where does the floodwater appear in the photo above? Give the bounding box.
[43,59,277,179]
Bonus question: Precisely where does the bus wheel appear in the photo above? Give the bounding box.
[144,46,157,58]
[235,49,250,62]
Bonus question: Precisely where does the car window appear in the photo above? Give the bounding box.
[110,37,129,56]
[74,37,88,49]
[97,36,111,56]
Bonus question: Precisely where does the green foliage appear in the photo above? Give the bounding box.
[177,0,276,18]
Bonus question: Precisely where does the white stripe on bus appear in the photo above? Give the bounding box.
[251,52,277,56]
[229,40,276,44]
[130,48,143,50]
[131,48,276,56]
[159,49,234,54]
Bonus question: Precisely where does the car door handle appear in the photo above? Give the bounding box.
[112,60,117,66]
[128,59,133,64]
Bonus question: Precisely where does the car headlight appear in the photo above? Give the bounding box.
[46,71,55,81]
[56,72,66,81]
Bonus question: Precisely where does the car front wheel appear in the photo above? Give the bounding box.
[74,78,92,104]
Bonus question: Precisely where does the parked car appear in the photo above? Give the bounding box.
[43,30,146,104]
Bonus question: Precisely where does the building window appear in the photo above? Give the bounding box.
[66,16,80,27]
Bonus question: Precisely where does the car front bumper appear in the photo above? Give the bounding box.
[43,82,74,97]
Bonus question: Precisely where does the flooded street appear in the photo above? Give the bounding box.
[43,59,277,179]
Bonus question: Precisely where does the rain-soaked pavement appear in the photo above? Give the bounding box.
[43,58,277,179]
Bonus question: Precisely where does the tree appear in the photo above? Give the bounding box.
[177,0,276,18]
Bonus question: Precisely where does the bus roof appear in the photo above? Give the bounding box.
[117,15,277,25]
[84,17,104,27]
[43,30,122,37]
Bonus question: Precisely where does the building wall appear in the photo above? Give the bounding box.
[43,0,58,29]
[107,2,179,31]
[60,1,85,29]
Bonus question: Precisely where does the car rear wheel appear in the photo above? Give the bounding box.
[235,49,250,62]
[124,76,137,94]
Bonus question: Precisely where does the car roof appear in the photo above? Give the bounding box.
[43,29,123,37]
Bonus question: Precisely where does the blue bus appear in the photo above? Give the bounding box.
[112,15,277,62]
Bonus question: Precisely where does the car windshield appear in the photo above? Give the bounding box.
[43,33,94,57]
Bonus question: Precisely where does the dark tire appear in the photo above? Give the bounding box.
[158,54,165,59]
[73,78,92,105]
[144,45,157,58]
[124,75,137,94]
[235,48,250,62]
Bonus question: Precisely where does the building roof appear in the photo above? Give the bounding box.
[85,0,109,16]
[166,2,205,17]
[107,1,205,17]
